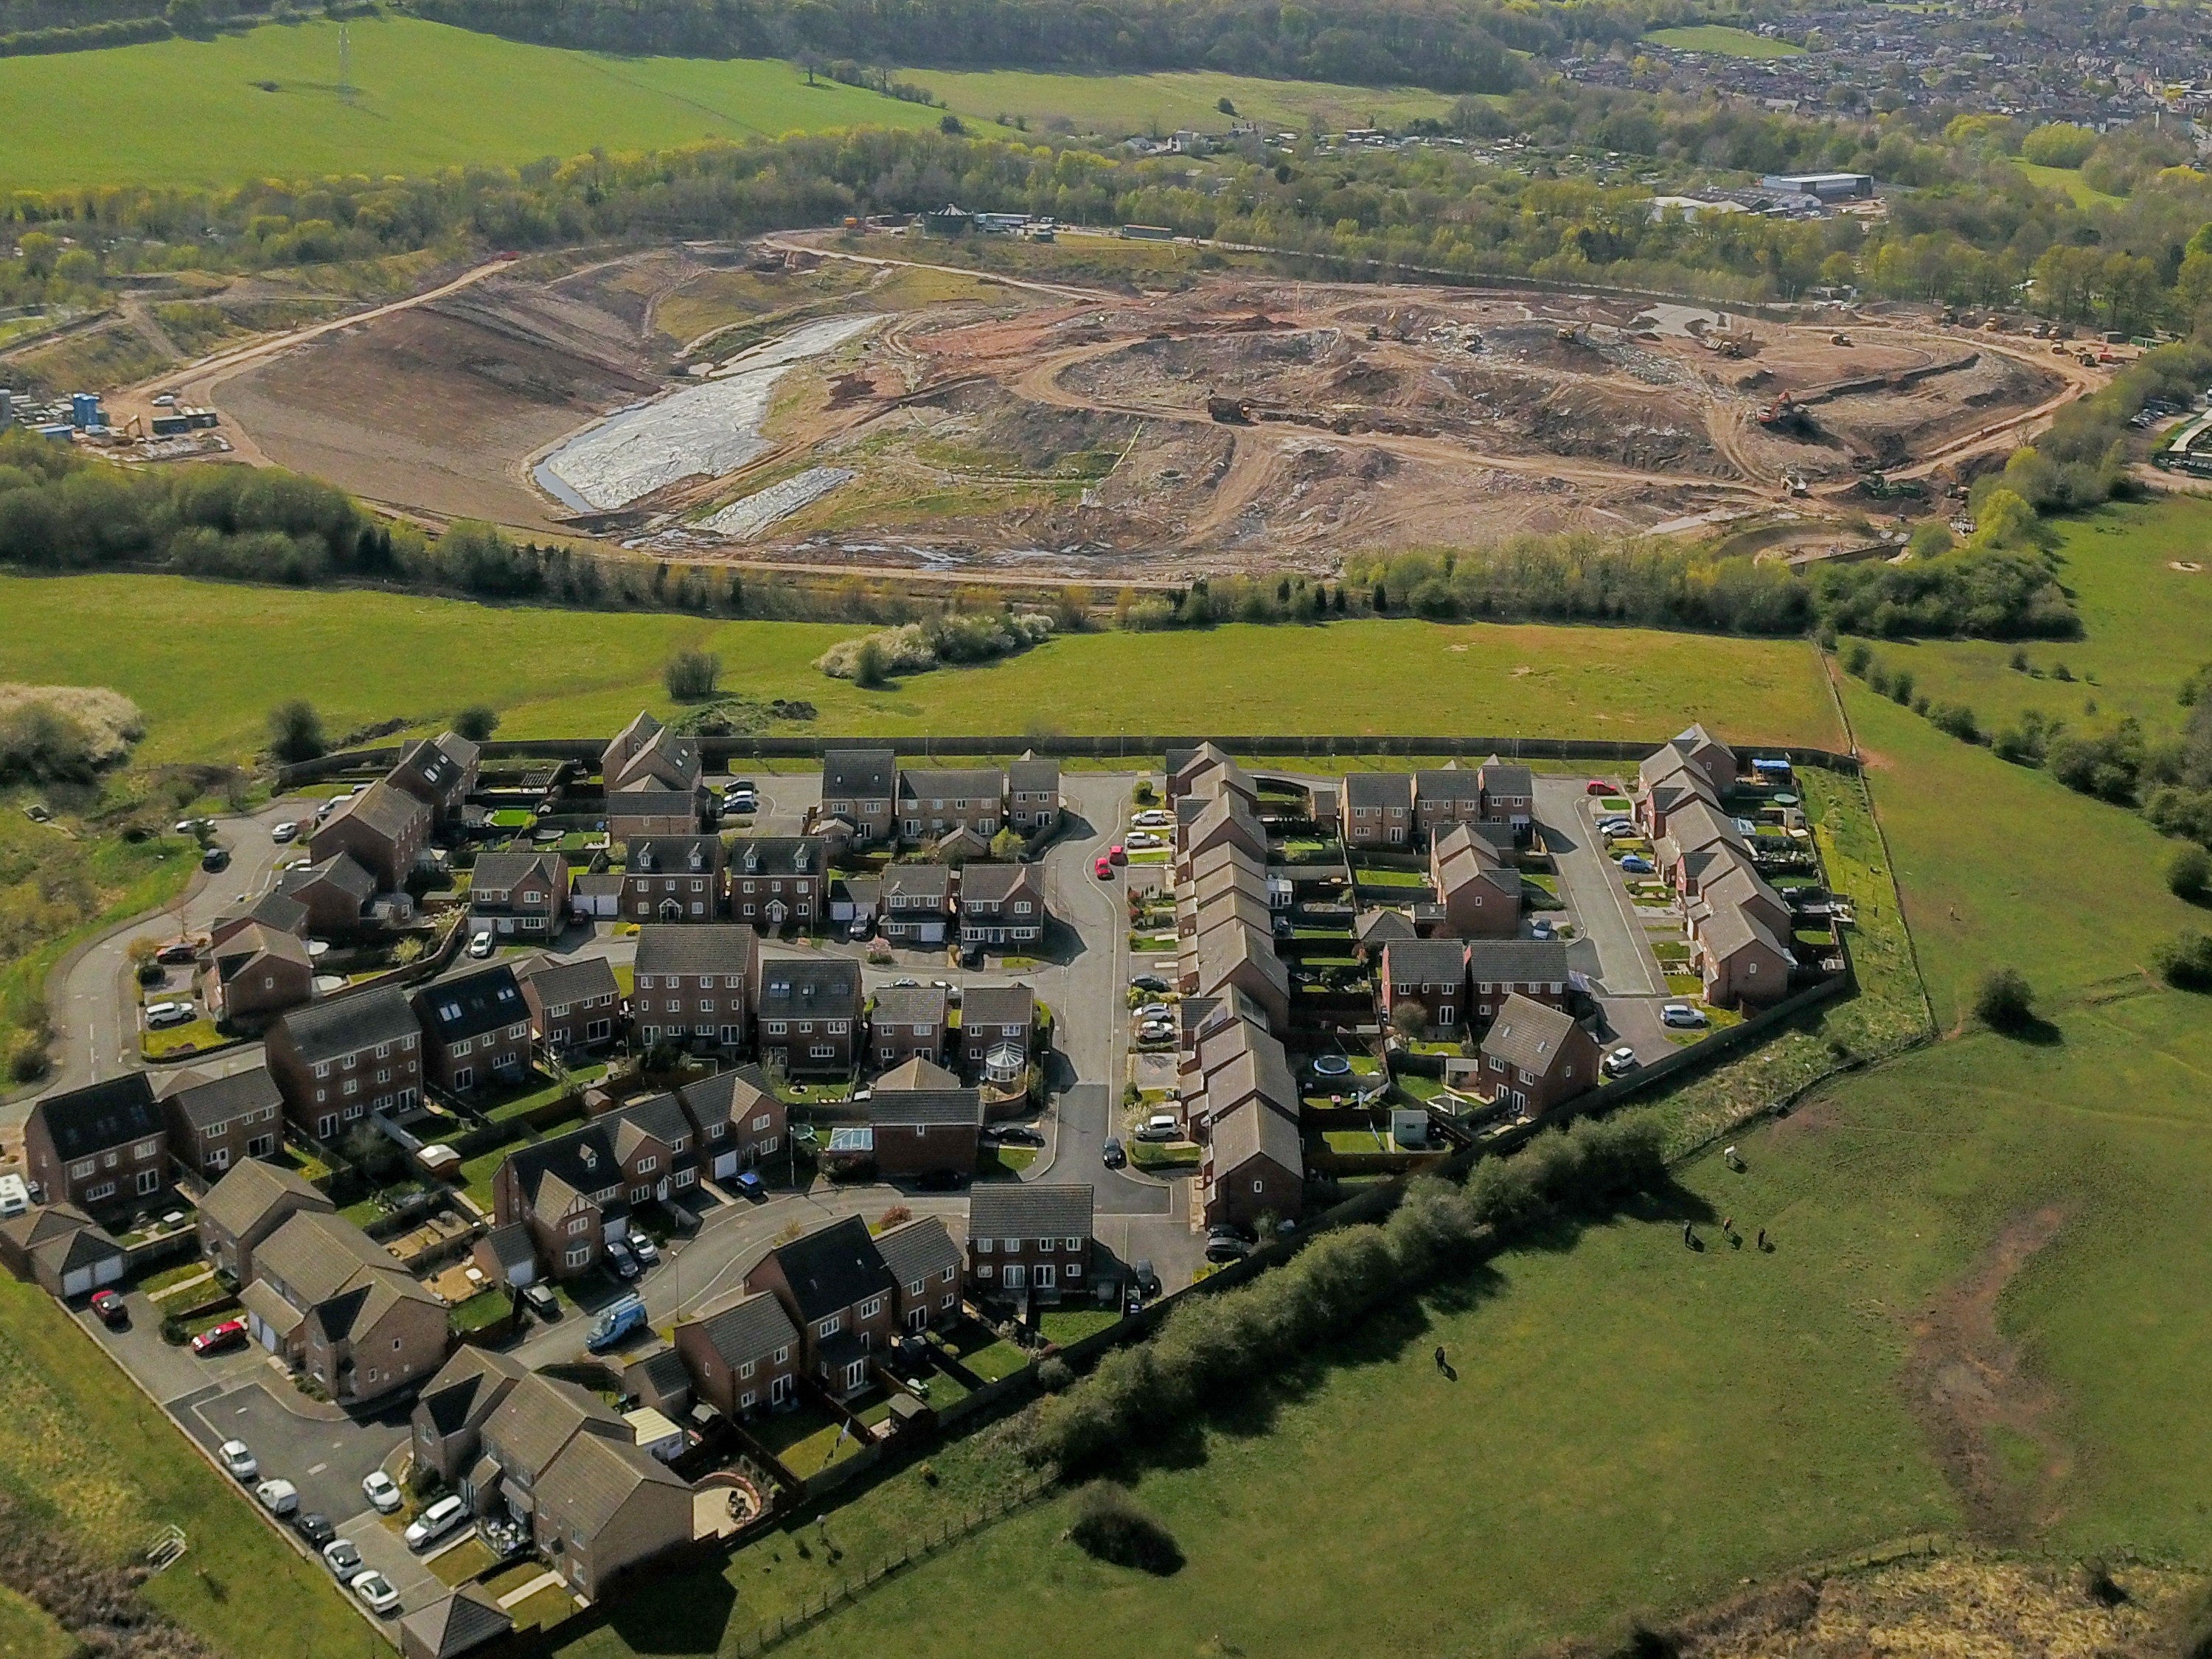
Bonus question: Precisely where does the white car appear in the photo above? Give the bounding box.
[1132,810,1172,827]
[1602,1046,1639,1078]
[1136,1020,1174,1043]
[1125,831,1160,848]
[145,1002,195,1029]
[361,1470,403,1514]
[1133,1002,1171,1021]
[628,1233,660,1265]
[350,1570,401,1616]
[254,1478,299,1517]
[218,1440,257,1481]
[321,1539,364,1579]
[1661,1003,1708,1029]
[271,821,299,844]
[467,931,494,959]
[404,1494,467,1551]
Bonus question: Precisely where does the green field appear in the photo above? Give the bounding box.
[1644,24,1806,57]
[0,1584,75,1659]
[2014,161,2126,209]
[0,574,1846,766]
[0,17,956,190]
[896,67,1454,137]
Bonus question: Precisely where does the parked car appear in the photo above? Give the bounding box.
[1204,1235,1250,1263]
[271,821,299,844]
[192,1317,248,1356]
[361,1470,403,1514]
[888,976,920,989]
[1310,1052,1352,1078]
[1134,1113,1179,1141]
[467,930,494,959]
[1100,1137,1126,1169]
[1585,779,1616,794]
[992,1125,1045,1147]
[1131,973,1169,992]
[88,1288,128,1327]
[1134,1002,1171,1021]
[1126,831,1159,849]
[1131,1259,1161,1298]
[1529,918,1555,939]
[1132,810,1172,827]
[627,1233,660,1265]
[199,846,229,872]
[1208,1220,1258,1245]
[350,1571,402,1616]
[155,940,198,966]
[254,1479,299,1517]
[217,1440,257,1481]
[731,1170,767,1200]
[294,1512,335,1548]
[1108,843,1127,863]
[1136,1020,1174,1043]
[404,1495,467,1551]
[1660,1003,1708,1029]
[521,1282,560,1318]
[1618,855,1654,874]
[321,1539,364,1579]
[145,1001,195,1029]
[604,1239,639,1281]
[587,1294,647,1354]
[1093,855,1114,879]
[1602,1046,1640,1078]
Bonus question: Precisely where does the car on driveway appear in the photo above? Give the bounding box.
[145,1001,195,1029]
[605,1239,639,1281]
[1100,1137,1126,1169]
[1585,779,1618,795]
[521,1282,560,1319]
[271,821,299,844]
[1618,855,1654,874]
[1134,1113,1180,1141]
[731,1170,767,1200]
[1661,1003,1708,1029]
[1136,1020,1173,1043]
[218,1440,257,1481]
[1133,809,1172,827]
[350,1570,401,1617]
[1529,918,1555,939]
[1093,854,1114,879]
[991,1125,1045,1147]
[1208,1220,1258,1245]
[1131,1259,1161,1298]
[1204,1235,1250,1263]
[1602,1046,1640,1078]
[361,1470,403,1514]
[192,1317,248,1357]
[1133,1002,1170,1021]
[321,1539,364,1579]
[467,931,495,958]
[156,940,199,966]
[89,1288,128,1327]
[628,1234,660,1266]
[1131,973,1169,992]
[254,1479,299,1517]
[405,1495,468,1551]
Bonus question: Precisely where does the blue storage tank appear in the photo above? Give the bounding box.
[70,392,101,429]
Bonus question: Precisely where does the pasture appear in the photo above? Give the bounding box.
[1644,24,1806,57]
[888,67,1455,137]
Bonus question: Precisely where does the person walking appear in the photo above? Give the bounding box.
[1757,1227,1769,1251]
[1433,1345,1447,1373]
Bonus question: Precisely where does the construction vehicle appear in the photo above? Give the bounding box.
[1939,305,1959,325]
[1206,393,1252,424]
[1831,332,1853,347]
[1757,392,1811,432]
[1860,473,1927,501]
[1557,321,1588,345]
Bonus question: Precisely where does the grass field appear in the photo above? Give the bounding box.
[0,17,956,190]
[0,1275,369,1658]
[0,575,1846,766]
[1644,24,1806,56]
[0,1584,75,1659]
[2014,161,2126,209]
[892,67,1454,137]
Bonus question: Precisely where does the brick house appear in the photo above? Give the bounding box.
[1635,746,1721,840]
[1428,824,1520,939]
[1668,722,1737,797]
[1175,796,1268,879]
[514,954,621,1053]
[24,1075,168,1214]
[606,789,707,843]
[265,987,423,1144]
[865,1057,983,1178]
[493,1094,700,1280]
[307,779,431,893]
[412,965,532,1095]
[819,747,898,846]
[237,1208,448,1405]
[727,836,827,931]
[411,1349,526,1486]
[1202,1099,1304,1229]
[200,922,314,1025]
[1476,994,1599,1116]
[620,835,726,924]
[1340,772,1414,849]
[386,732,480,830]
[675,1065,786,1180]
[966,1184,1092,1306]
[1655,801,1747,890]
[1182,922,1292,1032]
[959,984,1034,1079]
[674,1291,801,1418]
[276,853,377,936]
[1413,764,1486,843]
[875,1216,963,1332]
[631,924,758,1054]
[468,849,569,939]
[1463,939,1573,1026]
[195,1156,332,1281]
[1006,751,1062,838]
[1476,757,1534,838]
[880,865,952,945]
[532,1423,692,1600]
[1688,859,1793,941]
[603,712,703,795]
[160,1064,285,1180]
[869,984,949,1070]
[1694,902,1796,1009]
[753,954,861,1075]
[1178,1020,1298,1141]
[210,888,307,950]
[743,1215,899,1398]
[1378,939,1468,1035]
[957,862,1047,950]
[897,767,1003,844]
[1166,742,1258,809]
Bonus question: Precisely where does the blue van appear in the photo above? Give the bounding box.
[585,1294,647,1352]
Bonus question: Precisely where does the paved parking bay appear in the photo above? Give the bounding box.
[182,1380,409,1525]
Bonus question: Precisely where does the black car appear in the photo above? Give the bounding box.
[198,846,230,872]
[1208,1220,1257,1245]
[990,1126,1046,1148]
[916,1169,970,1191]
[1101,1137,1126,1169]
[1204,1237,1250,1264]
[293,1512,335,1548]
[1130,973,1169,992]
[1130,1259,1161,1298]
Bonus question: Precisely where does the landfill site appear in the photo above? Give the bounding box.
[109,232,2101,579]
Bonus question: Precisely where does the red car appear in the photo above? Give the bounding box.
[192,1317,248,1357]
[89,1289,128,1328]
[1108,843,1127,864]
[1093,854,1114,879]
[1584,779,1615,795]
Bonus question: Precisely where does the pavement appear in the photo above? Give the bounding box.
[1531,774,1684,1066]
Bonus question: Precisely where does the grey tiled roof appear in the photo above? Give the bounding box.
[757,954,860,1020]
[634,925,754,975]
[689,1290,799,1369]
[1480,995,1584,1075]
[967,1183,1092,1241]
[1462,939,1571,983]
[821,747,897,800]
[959,984,1033,1032]
[516,954,619,1008]
[414,966,529,1043]
[1380,939,1467,984]
[161,1064,282,1130]
[872,1216,961,1287]
[871,985,947,1026]
[765,1214,893,1323]
[32,1074,161,1161]
[278,984,419,1062]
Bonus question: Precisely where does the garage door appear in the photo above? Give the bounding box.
[712,1150,737,1180]
[61,1265,94,1298]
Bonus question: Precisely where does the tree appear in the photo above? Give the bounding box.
[940,113,965,135]
[2155,931,2212,991]
[1388,998,1430,1043]
[2171,844,2212,903]
[664,651,722,701]
[1973,967,2038,1034]
[853,639,889,690]
[1217,97,1237,116]
[990,827,1023,860]
[453,705,500,742]
[266,699,326,765]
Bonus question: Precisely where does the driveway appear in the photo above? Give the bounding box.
[72,1288,264,1405]
[1534,776,1663,997]
[182,1380,409,1528]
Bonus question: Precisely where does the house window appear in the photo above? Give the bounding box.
[818,1314,841,1338]
[636,1155,658,1176]
[136,1169,160,1196]
[773,1345,790,1364]
[974,1238,990,1253]
[740,1360,756,1379]
[566,1214,591,1236]
[85,1180,116,1203]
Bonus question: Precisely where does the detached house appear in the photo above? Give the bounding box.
[532,1426,692,1600]
[265,987,423,1143]
[412,965,532,1095]
[239,1208,448,1405]
[308,779,430,894]
[874,1215,963,1332]
[631,924,758,1054]
[752,954,861,1075]
[515,954,621,1054]
[24,1075,169,1214]
[1427,824,1520,939]
[864,1057,983,1178]
[468,849,568,939]
[869,984,948,1070]
[1476,757,1534,838]
[880,865,952,945]
[388,732,481,830]
[819,747,897,846]
[958,862,1046,949]
[1006,751,1062,837]
[1203,1099,1304,1229]
[493,1094,700,1280]
[675,1065,785,1180]
[959,984,1034,1081]
[1340,772,1414,849]
[1694,903,1795,1009]
[728,836,827,931]
[1635,746,1721,841]
[1464,939,1572,1025]
[201,922,314,1025]
[1477,994,1599,1117]
[603,712,703,796]
[411,1348,526,1486]
[161,1064,285,1180]
[620,836,725,925]
[966,1183,1092,1306]
[197,1157,332,1281]
[897,768,1004,844]
[743,1214,898,1398]
[276,853,376,936]
[674,1291,801,1419]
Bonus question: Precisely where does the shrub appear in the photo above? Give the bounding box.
[1065,1483,1183,1574]
[2154,931,2212,991]
[1038,1357,1074,1393]
[1888,669,1915,705]
[2169,844,2212,902]
[265,698,325,765]
[1974,967,2038,1033]
[453,704,499,742]
[664,650,722,700]
[1928,702,1982,743]
[7,1030,49,1083]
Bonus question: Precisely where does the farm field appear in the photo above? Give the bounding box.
[1644,24,1806,56]
[887,67,1455,136]
[2013,161,2126,209]
[0,17,956,191]
[0,574,1847,766]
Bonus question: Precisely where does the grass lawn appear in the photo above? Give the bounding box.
[0,577,1844,769]
[897,66,1453,137]
[0,1584,75,1659]
[0,16,962,190]
[767,1411,869,1477]
[449,1287,511,1334]
[1038,1308,1123,1346]
[1645,24,1805,55]
[2014,160,2126,209]
[428,1537,497,1586]
[456,1143,516,1213]
[0,1276,368,1659]
[509,1584,580,1632]
[961,1339,1033,1382]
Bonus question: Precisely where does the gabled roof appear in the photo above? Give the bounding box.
[1697,857,1790,922]
[279,852,376,904]
[675,1064,776,1131]
[871,984,948,1026]
[417,1348,528,1439]
[484,1373,629,1480]
[967,1183,1093,1241]
[756,954,861,1019]
[763,1214,893,1323]
[611,1092,695,1160]
[1413,764,1485,801]
[1478,756,1534,796]
[1697,901,1795,964]
[898,767,1003,801]
[1211,1096,1302,1176]
[874,1215,961,1287]
[392,732,479,802]
[197,1155,329,1238]
[320,777,429,845]
[1183,794,1267,854]
[161,1062,282,1131]
[212,922,313,978]
[1194,1026,1298,1119]
[537,1425,689,1540]
[414,965,529,1044]
[625,835,720,874]
[1662,800,1744,857]
[959,984,1033,1030]
[470,849,563,893]
[276,984,418,1063]
[215,888,308,939]
[399,1585,512,1659]
[515,953,619,1008]
[1462,939,1571,984]
[1194,922,1290,1001]
[1343,771,1414,810]
[959,862,1041,905]
[1380,939,1468,984]
[506,1093,698,1211]
[868,1083,983,1129]
[821,746,897,799]
[883,864,952,904]
[30,1074,161,1162]
[686,1289,799,1370]
[35,1217,125,1276]
[634,924,755,976]
[254,1208,403,1304]
[1355,908,1419,946]
[1007,751,1060,793]
[728,836,825,876]
[1480,994,1585,1076]
[0,1202,98,1256]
